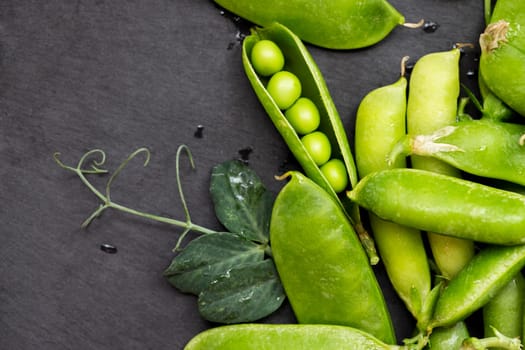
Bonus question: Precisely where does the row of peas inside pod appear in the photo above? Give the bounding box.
[249,39,349,193]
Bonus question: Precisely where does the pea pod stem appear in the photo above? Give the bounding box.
[461,328,522,350]
[53,146,218,248]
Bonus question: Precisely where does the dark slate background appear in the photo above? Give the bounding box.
[1,1,485,349]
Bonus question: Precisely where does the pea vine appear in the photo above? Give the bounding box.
[54,145,285,324]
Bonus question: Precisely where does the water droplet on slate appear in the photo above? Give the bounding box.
[194,125,204,138]
[423,21,439,33]
[404,59,416,74]
[238,147,253,162]
[100,243,118,254]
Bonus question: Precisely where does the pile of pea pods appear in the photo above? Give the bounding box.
[184,0,525,349]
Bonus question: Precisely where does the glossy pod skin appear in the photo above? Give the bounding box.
[406,48,461,175]
[426,321,469,350]
[406,48,474,280]
[390,118,525,186]
[184,324,415,350]
[429,244,525,330]
[242,23,378,263]
[242,23,357,193]
[483,273,525,343]
[479,0,525,117]
[347,168,525,245]
[215,0,405,49]
[354,72,431,323]
[270,171,395,344]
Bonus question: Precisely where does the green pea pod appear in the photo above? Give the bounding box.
[390,118,525,187]
[347,168,525,245]
[479,0,525,117]
[242,22,378,264]
[270,171,395,344]
[406,48,475,280]
[427,321,469,350]
[215,0,407,49]
[429,244,525,330]
[406,48,461,174]
[354,66,431,323]
[483,273,525,344]
[184,324,419,350]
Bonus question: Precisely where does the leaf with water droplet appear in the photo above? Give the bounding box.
[198,259,285,323]
[210,160,274,243]
[163,232,265,295]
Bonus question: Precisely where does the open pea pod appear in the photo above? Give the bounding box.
[242,23,358,192]
[216,0,405,49]
[240,23,380,261]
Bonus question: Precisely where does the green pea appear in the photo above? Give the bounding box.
[354,65,431,325]
[284,97,320,135]
[301,131,331,166]
[483,273,525,343]
[242,23,378,263]
[184,324,410,350]
[266,71,302,110]
[347,168,525,245]
[480,0,525,117]
[406,47,474,281]
[270,171,395,344]
[429,244,525,330]
[320,158,348,194]
[250,39,285,77]
[214,0,406,49]
[390,118,525,187]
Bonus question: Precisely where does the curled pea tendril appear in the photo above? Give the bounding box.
[53,145,217,250]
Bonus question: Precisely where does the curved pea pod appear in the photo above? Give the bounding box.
[479,0,525,117]
[242,22,378,264]
[184,324,420,350]
[347,168,525,245]
[270,171,395,344]
[406,48,461,175]
[354,70,431,323]
[483,273,525,343]
[215,0,406,49]
[390,118,525,186]
[428,244,525,331]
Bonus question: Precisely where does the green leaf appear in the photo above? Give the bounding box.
[163,232,265,295]
[210,160,274,243]
[197,259,286,323]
